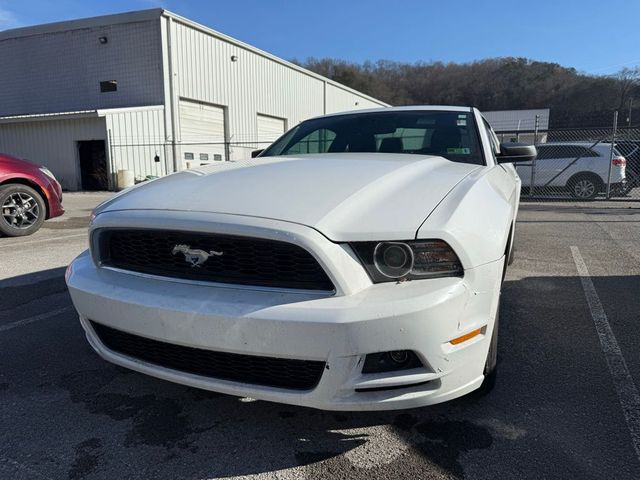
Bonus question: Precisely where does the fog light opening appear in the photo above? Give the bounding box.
[362,350,423,374]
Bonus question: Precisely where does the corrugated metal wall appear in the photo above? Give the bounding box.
[168,17,387,161]
[0,20,164,117]
[0,116,106,190]
[104,106,167,180]
[484,109,550,132]
[0,11,389,190]
[325,83,383,114]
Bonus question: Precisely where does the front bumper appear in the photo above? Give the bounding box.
[43,176,64,219]
[67,244,503,411]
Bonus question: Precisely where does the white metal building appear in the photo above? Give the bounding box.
[484,109,550,132]
[0,9,387,191]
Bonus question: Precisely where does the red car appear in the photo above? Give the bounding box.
[0,153,64,236]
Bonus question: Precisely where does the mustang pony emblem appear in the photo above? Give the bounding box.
[172,244,223,267]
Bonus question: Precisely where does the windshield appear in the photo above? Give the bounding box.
[261,110,484,165]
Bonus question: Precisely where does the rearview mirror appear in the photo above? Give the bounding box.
[251,149,264,158]
[497,143,537,163]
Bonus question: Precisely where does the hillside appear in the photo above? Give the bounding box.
[296,57,639,129]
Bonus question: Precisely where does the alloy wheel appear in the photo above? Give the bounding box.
[573,179,596,199]
[2,192,40,229]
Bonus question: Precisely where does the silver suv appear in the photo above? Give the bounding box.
[515,142,626,199]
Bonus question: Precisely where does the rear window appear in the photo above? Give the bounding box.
[261,110,484,165]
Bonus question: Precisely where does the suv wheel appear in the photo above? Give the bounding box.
[567,174,602,200]
[0,184,46,237]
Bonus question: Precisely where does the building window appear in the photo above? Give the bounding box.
[100,80,117,93]
[199,153,209,161]
[184,152,194,160]
[214,154,222,161]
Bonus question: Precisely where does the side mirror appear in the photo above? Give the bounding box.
[497,143,537,163]
[251,149,264,158]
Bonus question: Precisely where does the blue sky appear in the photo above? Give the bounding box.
[1,0,639,75]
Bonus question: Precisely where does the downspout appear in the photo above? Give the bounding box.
[166,16,179,172]
[323,80,327,115]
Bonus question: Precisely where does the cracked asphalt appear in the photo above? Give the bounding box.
[1,193,640,479]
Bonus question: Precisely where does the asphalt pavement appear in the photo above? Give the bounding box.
[1,193,640,479]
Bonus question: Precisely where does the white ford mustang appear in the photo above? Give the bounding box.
[66,106,535,410]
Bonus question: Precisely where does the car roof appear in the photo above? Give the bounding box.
[311,105,474,120]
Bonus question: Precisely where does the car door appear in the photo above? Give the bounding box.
[541,145,602,187]
[526,145,562,187]
[518,145,575,187]
[514,145,551,188]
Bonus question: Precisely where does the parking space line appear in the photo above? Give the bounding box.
[0,306,73,333]
[0,233,86,249]
[571,246,640,461]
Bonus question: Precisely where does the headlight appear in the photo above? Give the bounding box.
[351,240,463,283]
[39,166,57,181]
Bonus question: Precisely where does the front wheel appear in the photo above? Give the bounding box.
[0,184,46,237]
[467,308,499,399]
[485,303,499,372]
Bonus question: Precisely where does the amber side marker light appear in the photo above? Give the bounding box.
[450,328,483,345]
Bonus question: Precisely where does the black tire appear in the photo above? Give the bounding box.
[484,309,499,377]
[472,307,499,397]
[0,184,46,237]
[567,173,602,200]
[464,307,500,400]
[507,224,515,266]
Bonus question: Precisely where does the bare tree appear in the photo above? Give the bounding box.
[298,57,640,127]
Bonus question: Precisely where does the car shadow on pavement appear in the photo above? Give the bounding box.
[1,269,639,480]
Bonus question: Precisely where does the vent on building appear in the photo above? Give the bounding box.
[100,80,118,93]
[184,152,194,160]
[214,154,222,161]
[199,153,209,161]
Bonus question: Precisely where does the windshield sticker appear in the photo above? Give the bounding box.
[457,119,467,126]
[447,147,471,154]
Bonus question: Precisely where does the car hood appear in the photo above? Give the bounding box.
[97,153,480,241]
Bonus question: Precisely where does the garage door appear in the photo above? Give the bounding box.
[179,99,226,167]
[257,114,286,147]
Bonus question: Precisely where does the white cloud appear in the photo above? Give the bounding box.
[0,4,20,30]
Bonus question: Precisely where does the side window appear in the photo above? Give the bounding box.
[535,146,551,160]
[580,147,600,158]
[538,145,599,160]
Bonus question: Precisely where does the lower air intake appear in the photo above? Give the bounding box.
[90,321,325,391]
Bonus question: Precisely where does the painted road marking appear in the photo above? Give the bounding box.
[0,306,73,333]
[571,246,640,461]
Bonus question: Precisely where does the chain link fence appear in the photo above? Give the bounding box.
[106,138,275,188]
[494,112,640,201]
